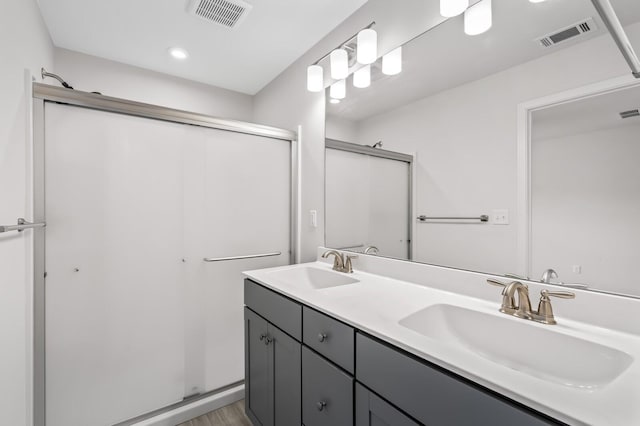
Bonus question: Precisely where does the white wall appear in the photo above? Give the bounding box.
[53,48,253,122]
[0,1,54,425]
[531,122,640,295]
[253,0,458,262]
[326,115,359,142]
[353,23,640,277]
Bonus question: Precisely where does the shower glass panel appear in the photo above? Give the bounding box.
[183,128,291,394]
[43,103,291,426]
[325,147,410,259]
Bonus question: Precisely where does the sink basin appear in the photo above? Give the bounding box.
[399,304,633,389]
[267,266,359,290]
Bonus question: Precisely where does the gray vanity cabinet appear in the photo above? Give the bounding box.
[244,280,302,426]
[244,278,563,426]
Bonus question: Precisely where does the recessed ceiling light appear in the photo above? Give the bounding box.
[168,47,189,60]
[329,98,341,104]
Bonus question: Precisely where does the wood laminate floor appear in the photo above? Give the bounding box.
[178,400,252,426]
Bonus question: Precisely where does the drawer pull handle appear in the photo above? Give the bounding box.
[317,401,327,411]
[318,333,328,342]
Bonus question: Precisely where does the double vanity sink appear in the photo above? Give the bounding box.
[246,257,640,425]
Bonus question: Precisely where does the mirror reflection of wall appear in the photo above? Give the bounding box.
[530,85,640,297]
[324,0,640,297]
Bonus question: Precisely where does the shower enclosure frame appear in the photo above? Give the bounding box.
[324,138,414,260]
[31,83,299,426]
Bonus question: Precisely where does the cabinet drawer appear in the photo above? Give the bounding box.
[303,306,355,373]
[302,346,354,426]
[356,333,560,426]
[244,279,302,340]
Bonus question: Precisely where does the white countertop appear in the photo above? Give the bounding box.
[244,260,640,426]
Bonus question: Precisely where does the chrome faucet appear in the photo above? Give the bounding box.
[322,250,357,273]
[487,279,575,325]
[540,268,558,284]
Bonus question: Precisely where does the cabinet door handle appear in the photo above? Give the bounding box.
[259,334,272,345]
[316,401,327,411]
[318,333,328,342]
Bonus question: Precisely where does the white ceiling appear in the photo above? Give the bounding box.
[328,0,640,122]
[532,83,640,141]
[37,0,368,94]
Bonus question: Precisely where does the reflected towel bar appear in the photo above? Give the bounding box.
[417,215,489,223]
[203,252,282,262]
[0,218,46,234]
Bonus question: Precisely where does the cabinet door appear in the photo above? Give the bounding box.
[302,347,354,426]
[270,325,302,426]
[244,308,272,426]
[356,384,418,426]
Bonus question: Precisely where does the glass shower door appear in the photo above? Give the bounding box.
[44,104,187,426]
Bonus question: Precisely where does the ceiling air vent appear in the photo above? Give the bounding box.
[620,109,640,119]
[536,18,597,48]
[187,0,253,29]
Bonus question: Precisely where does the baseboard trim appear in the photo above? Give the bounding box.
[130,384,245,426]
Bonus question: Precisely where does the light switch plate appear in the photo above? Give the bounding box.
[492,209,509,225]
[309,210,317,228]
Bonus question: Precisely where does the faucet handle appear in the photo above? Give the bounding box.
[535,289,575,325]
[344,254,358,273]
[486,278,508,288]
[541,289,575,299]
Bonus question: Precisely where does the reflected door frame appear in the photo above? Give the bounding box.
[516,74,640,278]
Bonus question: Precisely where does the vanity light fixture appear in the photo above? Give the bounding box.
[464,0,492,36]
[306,22,377,93]
[353,65,371,88]
[330,79,346,99]
[307,65,324,92]
[330,49,349,80]
[529,0,546,2]
[440,0,469,17]
[357,28,378,65]
[382,46,402,75]
[168,47,189,60]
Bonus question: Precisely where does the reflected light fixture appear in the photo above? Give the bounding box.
[464,0,492,36]
[382,47,402,75]
[357,28,377,65]
[440,0,469,17]
[168,47,189,60]
[353,65,371,88]
[307,65,323,92]
[330,49,349,80]
[329,98,341,104]
[330,79,346,99]
[529,0,545,2]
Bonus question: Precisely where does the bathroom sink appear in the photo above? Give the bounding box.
[399,304,633,389]
[266,266,359,290]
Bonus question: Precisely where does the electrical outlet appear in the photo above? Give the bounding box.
[492,209,509,225]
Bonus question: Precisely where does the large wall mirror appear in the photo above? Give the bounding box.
[324,0,640,298]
